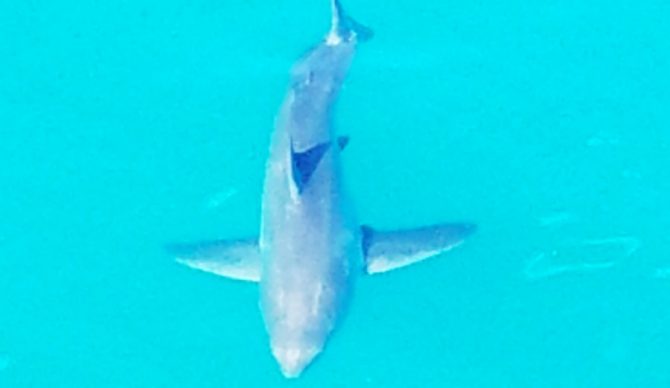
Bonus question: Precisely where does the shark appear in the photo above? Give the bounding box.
[169,0,476,378]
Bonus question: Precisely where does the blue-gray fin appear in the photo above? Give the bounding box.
[338,136,350,150]
[167,238,260,282]
[331,0,373,42]
[361,223,477,274]
[291,140,332,192]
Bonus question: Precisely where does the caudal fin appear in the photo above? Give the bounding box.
[328,0,373,44]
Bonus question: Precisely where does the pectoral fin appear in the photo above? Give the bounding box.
[167,238,261,282]
[362,223,477,274]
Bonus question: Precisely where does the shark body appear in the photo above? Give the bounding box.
[170,0,476,378]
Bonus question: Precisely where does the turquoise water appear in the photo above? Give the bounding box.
[1,0,669,386]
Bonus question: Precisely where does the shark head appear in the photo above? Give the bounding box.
[271,342,322,378]
[261,278,341,378]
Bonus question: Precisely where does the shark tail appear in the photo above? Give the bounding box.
[329,0,374,43]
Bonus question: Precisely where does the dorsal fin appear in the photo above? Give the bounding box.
[337,136,350,150]
[291,140,332,192]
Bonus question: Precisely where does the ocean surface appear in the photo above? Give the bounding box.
[1,0,669,386]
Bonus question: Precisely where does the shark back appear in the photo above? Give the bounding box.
[258,0,372,378]
[169,0,477,379]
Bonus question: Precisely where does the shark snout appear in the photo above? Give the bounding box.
[272,344,320,378]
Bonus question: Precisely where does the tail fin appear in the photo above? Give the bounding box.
[328,0,374,44]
